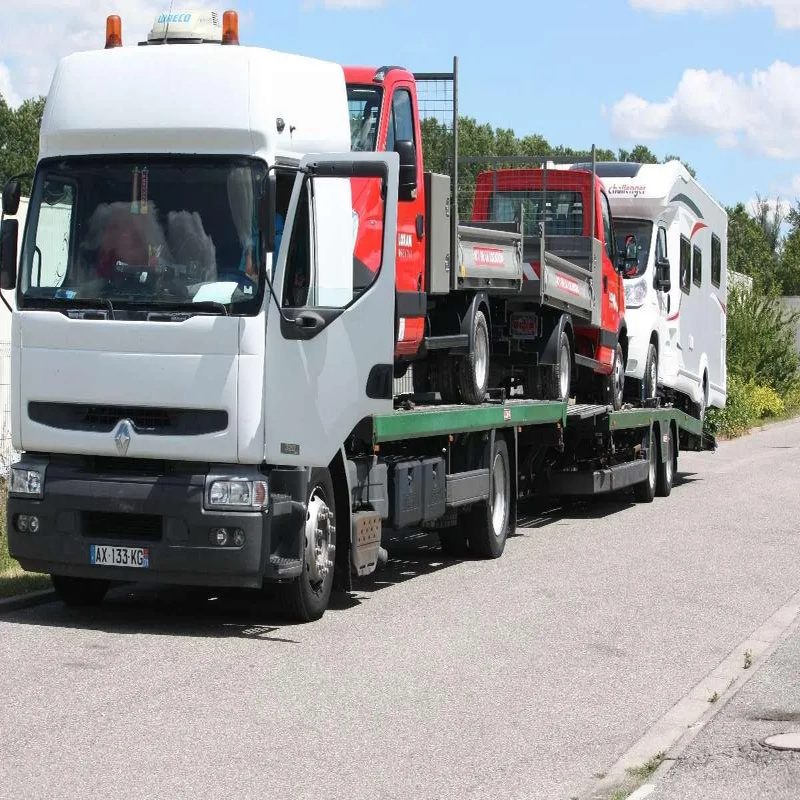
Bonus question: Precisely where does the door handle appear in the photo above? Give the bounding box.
[295,311,325,332]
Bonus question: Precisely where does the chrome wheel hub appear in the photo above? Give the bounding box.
[305,491,336,586]
[559,343,571,400]
[474,323,489,390]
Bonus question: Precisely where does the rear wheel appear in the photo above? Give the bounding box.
[277,469,337,623]
[51,575,109,607]
[463,437,511,558]
[643,343,658,402]
[599,341,626,410]
[656,425,674,497]
[542,331,572,401]
[458,308,490,404]
[634,427,657,503]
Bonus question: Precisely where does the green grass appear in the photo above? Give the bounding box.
[607,753,666,799]
[0,483,51,599]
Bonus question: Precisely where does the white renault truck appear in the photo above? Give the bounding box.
[1,11,715,621]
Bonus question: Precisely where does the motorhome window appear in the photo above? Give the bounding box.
[711,234,721,287]
[348,85,383,152]
[488,190,583,237]
[693,244,702,287]
[680,236,691,294]
[18,157,267,315]
[386,88,415,152]
[615,220,653,279]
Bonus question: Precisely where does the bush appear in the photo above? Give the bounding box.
[706,377,786,438]
[727,287,800,396]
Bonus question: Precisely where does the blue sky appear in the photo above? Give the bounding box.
[3,0,800,208]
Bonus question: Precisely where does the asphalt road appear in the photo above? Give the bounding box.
[2,419,800,800]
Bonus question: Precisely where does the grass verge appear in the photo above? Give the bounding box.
[0,483,51,599]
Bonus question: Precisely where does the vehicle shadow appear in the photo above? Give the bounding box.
[3,472,702,634]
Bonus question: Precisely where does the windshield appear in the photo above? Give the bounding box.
[348,85,383,152]
[489,190,584,237]
[19,157,267,315]
[615,219,654,279]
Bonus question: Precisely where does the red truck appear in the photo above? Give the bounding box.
[344,61,632,407]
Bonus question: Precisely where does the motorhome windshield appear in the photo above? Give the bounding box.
[616,220,653,279]
[19,157,267,315]
[348,85,383,152]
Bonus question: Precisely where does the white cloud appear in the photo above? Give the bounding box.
[611,61,800,159]
[631,0,800,28]
[0,1,161,106]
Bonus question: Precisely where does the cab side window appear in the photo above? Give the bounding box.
[656,227,668,262]
[601,193,615,261]
[282,182,312,308]
[386,88,415,152]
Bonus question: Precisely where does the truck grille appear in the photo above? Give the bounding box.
[83,511,163,541]
[29,402,227,436]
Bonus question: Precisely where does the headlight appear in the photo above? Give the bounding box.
[624,277,648,308]
[10,467,44,498]
[205,478,268,510]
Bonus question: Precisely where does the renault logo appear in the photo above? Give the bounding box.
[114,420,132,456]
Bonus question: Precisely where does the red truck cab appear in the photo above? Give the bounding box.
[345,66,427,358]
[471,168,628,405]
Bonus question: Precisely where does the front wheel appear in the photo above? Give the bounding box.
[643,343,658,402]
[277,468,337,622]
[51,575,109,607]
[463,437,511,558]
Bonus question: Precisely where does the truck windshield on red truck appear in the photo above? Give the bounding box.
[345,63,635,408]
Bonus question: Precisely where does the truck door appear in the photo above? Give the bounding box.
[383,81,426,355]
[264,153,398,468]
[600,191,623,350]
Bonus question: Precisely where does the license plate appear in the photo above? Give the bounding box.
[90,545,150,569]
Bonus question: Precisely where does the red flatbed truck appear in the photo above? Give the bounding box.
[345,61,634,408]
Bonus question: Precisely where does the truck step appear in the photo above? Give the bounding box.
[269,555,302,578]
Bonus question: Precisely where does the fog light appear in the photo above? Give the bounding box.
[16,515,29,532]
[232,529,246,547]
[210,528,229,547]
[28,516,40,533]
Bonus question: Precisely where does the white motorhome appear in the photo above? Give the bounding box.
[601,162,727,416]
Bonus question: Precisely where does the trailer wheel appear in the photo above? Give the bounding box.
[656,425,674,497]
[464,437,511,558]
[278,468,337,623]
[51,575,109,607]
[458,309,490,404]
[542,331,572,401]
[633,427,657,503]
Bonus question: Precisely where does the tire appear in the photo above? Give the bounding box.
[633,426,657,503]
[277,468,337,623]
[463,437,511,558]
[51,574,109,607]
[642,343,658,403]
[656,424,674,497]
[599,341,625,410]
[542,331,572,401]
[457,308,490,405]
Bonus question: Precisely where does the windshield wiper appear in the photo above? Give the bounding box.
[23,296,115,318]
[148,301,228,317]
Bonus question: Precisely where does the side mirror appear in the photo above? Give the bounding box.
[0,218,18,290]
[2,178,21,216]
[655,257,671,293]
[394,139,417,201]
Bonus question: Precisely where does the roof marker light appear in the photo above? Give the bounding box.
[105,15,123,49]
[222,10,239,45]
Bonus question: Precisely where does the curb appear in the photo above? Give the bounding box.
[0,588,57,612]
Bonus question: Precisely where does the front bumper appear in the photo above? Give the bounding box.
[8,458,307,589]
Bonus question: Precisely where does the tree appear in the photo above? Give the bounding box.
[618,145,659,164]
[0,94,46,192]
[726,202,778,293]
